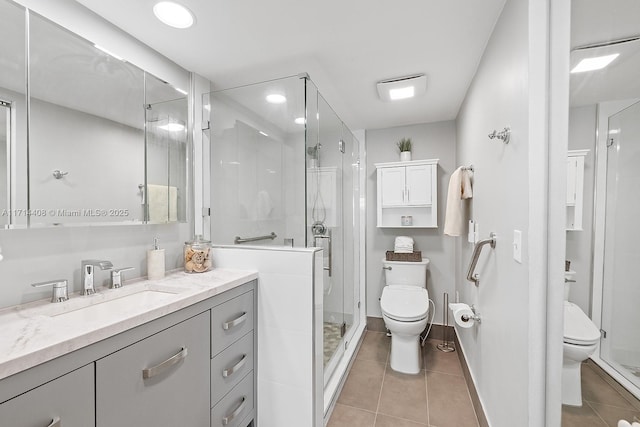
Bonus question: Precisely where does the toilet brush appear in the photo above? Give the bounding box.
[437,292,455,353]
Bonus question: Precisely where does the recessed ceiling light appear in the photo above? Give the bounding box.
[259,131,269,137]
[94,45,124,61]
[294,117,306,125]
[570,53,619,73]
[153,2,195,29]
[266,94,286,104]
[159,123,185,132]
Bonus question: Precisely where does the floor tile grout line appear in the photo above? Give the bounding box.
[585,362,640,410]
[584,400,616,427]
[583,398,640,412]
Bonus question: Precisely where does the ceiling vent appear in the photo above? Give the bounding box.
[376,74,427,101]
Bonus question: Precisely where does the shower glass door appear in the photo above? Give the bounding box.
[306,82,359,386]
[601,100,640,388]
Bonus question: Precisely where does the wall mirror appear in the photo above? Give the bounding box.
[565,0,640,413]
[0,0,189,228]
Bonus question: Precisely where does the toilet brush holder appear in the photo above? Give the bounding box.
[437,292,455,353]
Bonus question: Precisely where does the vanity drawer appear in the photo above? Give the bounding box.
[212,291,254,356]
[0,364,94,427]
[96,312,210,427]
[211,371,254,427]
[211,331,254,406]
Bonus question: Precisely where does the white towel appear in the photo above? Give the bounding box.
[394,236,414,253]
[148,184,178,223]
[444,167,473,236]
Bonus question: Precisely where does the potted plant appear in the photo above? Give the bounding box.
[397,137,412,161]
[307,145,319,168]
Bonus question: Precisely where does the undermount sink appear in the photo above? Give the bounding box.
[33,283,188,319]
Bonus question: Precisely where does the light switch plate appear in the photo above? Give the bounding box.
[513,230,522,263]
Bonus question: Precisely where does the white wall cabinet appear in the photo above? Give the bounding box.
[567,149,589,231]
[375,159,438,228]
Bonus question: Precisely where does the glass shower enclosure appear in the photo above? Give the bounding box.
[202,74,361,393]
[600,100,640,393]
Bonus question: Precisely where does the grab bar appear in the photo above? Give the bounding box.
[314,230,332,277]
[234,232,277,244]
[466,232,497,286]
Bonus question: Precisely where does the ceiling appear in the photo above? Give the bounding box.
[570,0,640,106]
[74,0,507,131]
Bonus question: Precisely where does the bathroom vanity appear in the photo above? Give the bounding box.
[0,269,257,427]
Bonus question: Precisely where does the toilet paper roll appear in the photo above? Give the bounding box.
[449,303,475,328]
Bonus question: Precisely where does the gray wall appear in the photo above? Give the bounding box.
[455,0,533,424]
[566,105,597,314]
[365,121,456,322]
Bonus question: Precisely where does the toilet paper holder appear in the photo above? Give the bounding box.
[461,305,482,324]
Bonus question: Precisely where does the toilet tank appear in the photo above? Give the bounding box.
[382,258,429,287]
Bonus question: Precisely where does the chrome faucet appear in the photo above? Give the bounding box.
[81,260,113,295]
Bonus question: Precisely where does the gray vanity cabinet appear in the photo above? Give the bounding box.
[0,364,94,427]
[95,311,210,427]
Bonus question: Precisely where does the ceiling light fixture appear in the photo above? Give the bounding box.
[571,53,619,73]
[377,74,427,102]
[174,87,188,95]
[266,94,286,104]
[94,45,124,61]
[294,117,306,125]
[159,123,185,132]
[259,131,269,137]
[153,1,195,29]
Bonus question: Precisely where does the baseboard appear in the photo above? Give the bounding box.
[454,332,489,427]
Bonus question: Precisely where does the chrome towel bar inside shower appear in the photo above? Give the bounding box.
[234,232,277,244]
[466,232,497,286]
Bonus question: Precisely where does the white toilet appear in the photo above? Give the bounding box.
[380,258,430,374]
[562,274,601,406]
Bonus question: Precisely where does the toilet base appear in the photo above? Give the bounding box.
[389,332,422,374]
[562,357,584,406]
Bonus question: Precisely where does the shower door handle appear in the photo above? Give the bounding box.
[314,231,332,277]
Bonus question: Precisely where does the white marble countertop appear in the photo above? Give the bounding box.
[0,268,258,381]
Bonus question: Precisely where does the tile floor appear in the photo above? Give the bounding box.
[562,361,640,427]
[328,331,479,427]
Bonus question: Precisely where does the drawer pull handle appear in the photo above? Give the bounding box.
[222,396,246,426]
[223,312,247,331]
[47,417,61,427]
[142,347,188,379]
[222,354,247,378]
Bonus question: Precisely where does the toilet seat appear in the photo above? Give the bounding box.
[380,286,429,322]
[563,301,600,346]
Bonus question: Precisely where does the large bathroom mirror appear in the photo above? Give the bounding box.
[0,0,189,227]
[564,0,640,419]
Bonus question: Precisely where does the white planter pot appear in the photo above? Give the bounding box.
[400,151,412,162]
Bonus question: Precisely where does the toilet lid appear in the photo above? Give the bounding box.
[380,286,429,322]
[564,302,600,345]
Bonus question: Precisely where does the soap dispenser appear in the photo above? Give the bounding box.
[147,236,165,280]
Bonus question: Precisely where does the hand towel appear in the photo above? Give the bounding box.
[394,236,414,253]
[148,184,178,223]
[444,167,473,236]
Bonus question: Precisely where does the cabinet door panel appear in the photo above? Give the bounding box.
[380,167,406,206]
[405,165,432,205]
[96,312,210,427]
[0,364,94,427]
